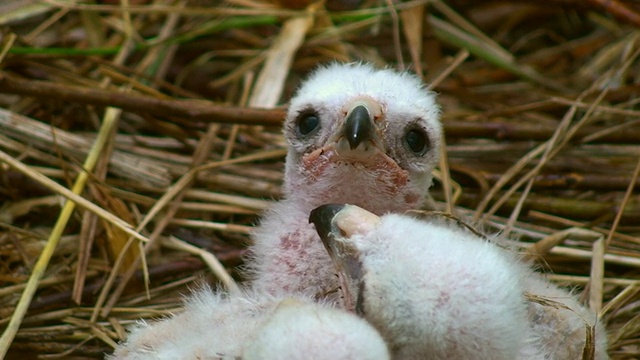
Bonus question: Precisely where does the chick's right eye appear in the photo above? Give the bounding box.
[296,112,320,136]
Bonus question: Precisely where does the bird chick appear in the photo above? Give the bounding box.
[248,63,442,300]
[310,204,608,360]
[108,287,389,360]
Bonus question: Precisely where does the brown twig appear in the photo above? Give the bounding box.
[0,73,285,126]
[3,73,640,144]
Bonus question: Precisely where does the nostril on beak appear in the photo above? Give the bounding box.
[344,105,375,150]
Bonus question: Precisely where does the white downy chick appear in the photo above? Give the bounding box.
[108,287,389,360]
[309,204,608,360]
[248,63,442,299]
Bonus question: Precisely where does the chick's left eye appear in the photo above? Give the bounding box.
[404,128,429,155]
[296,112,320,136]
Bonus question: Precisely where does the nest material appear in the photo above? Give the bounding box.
[0,0,639,358]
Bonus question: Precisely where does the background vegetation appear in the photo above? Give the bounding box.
[0,0,639,358]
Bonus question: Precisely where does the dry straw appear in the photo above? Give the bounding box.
[0,0,639,358]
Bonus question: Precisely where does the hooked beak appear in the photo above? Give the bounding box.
[331,97,384,158]
[309,204,381,314]
[344,105,376,150]
[309,204,346,247]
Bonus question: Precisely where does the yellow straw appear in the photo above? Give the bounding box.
[0,107,121,358]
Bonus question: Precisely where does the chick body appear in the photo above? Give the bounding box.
[109,287,389,360]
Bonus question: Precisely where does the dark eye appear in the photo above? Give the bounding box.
[404,128,430,155]
[296,111,320,136]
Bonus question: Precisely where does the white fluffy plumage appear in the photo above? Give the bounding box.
[108,287,389,360]
[244,298,389,360]
[311,204,609,359]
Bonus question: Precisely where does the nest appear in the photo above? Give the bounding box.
[0,0,639,358]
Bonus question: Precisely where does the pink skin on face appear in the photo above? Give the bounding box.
[299,147,412,209]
